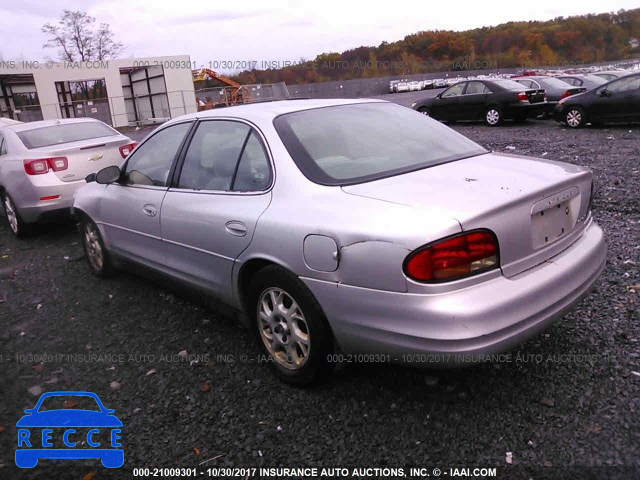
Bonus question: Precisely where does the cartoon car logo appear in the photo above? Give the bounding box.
[15,391,123,468]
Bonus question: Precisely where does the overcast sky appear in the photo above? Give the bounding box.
[2,0,639,72]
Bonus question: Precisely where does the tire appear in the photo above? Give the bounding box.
[417,107,430,116]
[2,192,31,238]
[81,216,114,277]
[564,107,585,128]
[485,106,502,126]
[248,265,334,386]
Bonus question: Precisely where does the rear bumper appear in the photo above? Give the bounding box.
[302,220,606,365]
[12,175,85,223]
[504,103,548,118]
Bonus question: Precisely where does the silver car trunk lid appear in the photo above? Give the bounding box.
[342,152,593,278]
[27,136,129,183]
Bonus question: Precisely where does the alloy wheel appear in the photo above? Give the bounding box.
[566,109,583,128]
[257,287,310,370]
[3,195,18,235]
[486,109,500,125]
[84,221,104,272]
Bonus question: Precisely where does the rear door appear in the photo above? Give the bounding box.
[98,121,194,267]
[160,120,273,302]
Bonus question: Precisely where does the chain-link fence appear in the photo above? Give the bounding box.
[1,90,198,128]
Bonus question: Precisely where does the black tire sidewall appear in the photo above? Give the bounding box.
[248,266,334,386]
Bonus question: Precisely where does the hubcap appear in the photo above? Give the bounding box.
[84,222,104,271]
[566,110,582,127]
[486,109,500,125]
[3,196,18,234]
[257,287,310,370]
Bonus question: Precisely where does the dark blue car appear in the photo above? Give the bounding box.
[16,391,123,468]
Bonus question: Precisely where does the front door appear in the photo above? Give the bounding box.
[99,121,194,267]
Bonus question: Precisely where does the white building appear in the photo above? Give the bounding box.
[0,55,197,128]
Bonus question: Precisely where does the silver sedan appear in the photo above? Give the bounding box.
[0,118,135,237]
[72,99,606,385]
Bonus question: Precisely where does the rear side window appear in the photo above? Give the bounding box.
[177,121,271,192]
[16,122,117,149]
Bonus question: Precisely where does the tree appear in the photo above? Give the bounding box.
[42,10,123,62]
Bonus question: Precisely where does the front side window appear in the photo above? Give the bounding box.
[274,102,487,186]
[442,83,465,97]
[605,75,640,93]
[0,135,6,156]
[124,122,192,186]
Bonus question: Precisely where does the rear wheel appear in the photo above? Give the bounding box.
[81,216,114,277]
[2,193,30,238]
[564,107,585,128]
[485,107,502,126]
[248,265,334,386]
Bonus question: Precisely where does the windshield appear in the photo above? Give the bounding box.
[273,102,487,186]
[17,122,117,149]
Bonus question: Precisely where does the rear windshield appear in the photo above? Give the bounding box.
[491,79,529,90]
[538,77,578,88]
[16,122,117,149]
[273,102,487,185]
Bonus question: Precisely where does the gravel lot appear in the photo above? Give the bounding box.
[1,98,638,479]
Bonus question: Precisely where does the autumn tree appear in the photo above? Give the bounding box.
[42,10,124,62]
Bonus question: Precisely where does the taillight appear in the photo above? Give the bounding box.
[517,92,529,102]
[560,90,572,99]
[23,157,68,175]
[119,142,138,158]
[403,230,499,283]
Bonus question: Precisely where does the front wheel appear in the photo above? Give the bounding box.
[81,216,114,277]
[2,193,30,238]
[564,107,585,128]
[248,266,334,386]
[485,107,502,126]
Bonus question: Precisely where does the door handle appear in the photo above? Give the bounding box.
[225,221,247,237]
[142,204,157,217]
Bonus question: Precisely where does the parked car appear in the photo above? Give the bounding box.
[396,82,410,92]
[409,81,422,91]
[73,99,605,385]
[0,118,135,237]
[422,79,434,90]
[554,72,640,128]
[514,76,586,115]
[411,79,547,125]
[556,74,607,90]
[433,78,447,88]
[591,70,631,82]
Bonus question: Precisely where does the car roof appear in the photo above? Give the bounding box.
[7,117,107,133]
[166,98,388,125]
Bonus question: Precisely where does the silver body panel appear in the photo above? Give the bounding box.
[73,99,606,362]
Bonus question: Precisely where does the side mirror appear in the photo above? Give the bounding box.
[436,93,442,99]
[24,408,34,414]
[599,89,611,97]
[95,165,122,185]
[85,173,96,183]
